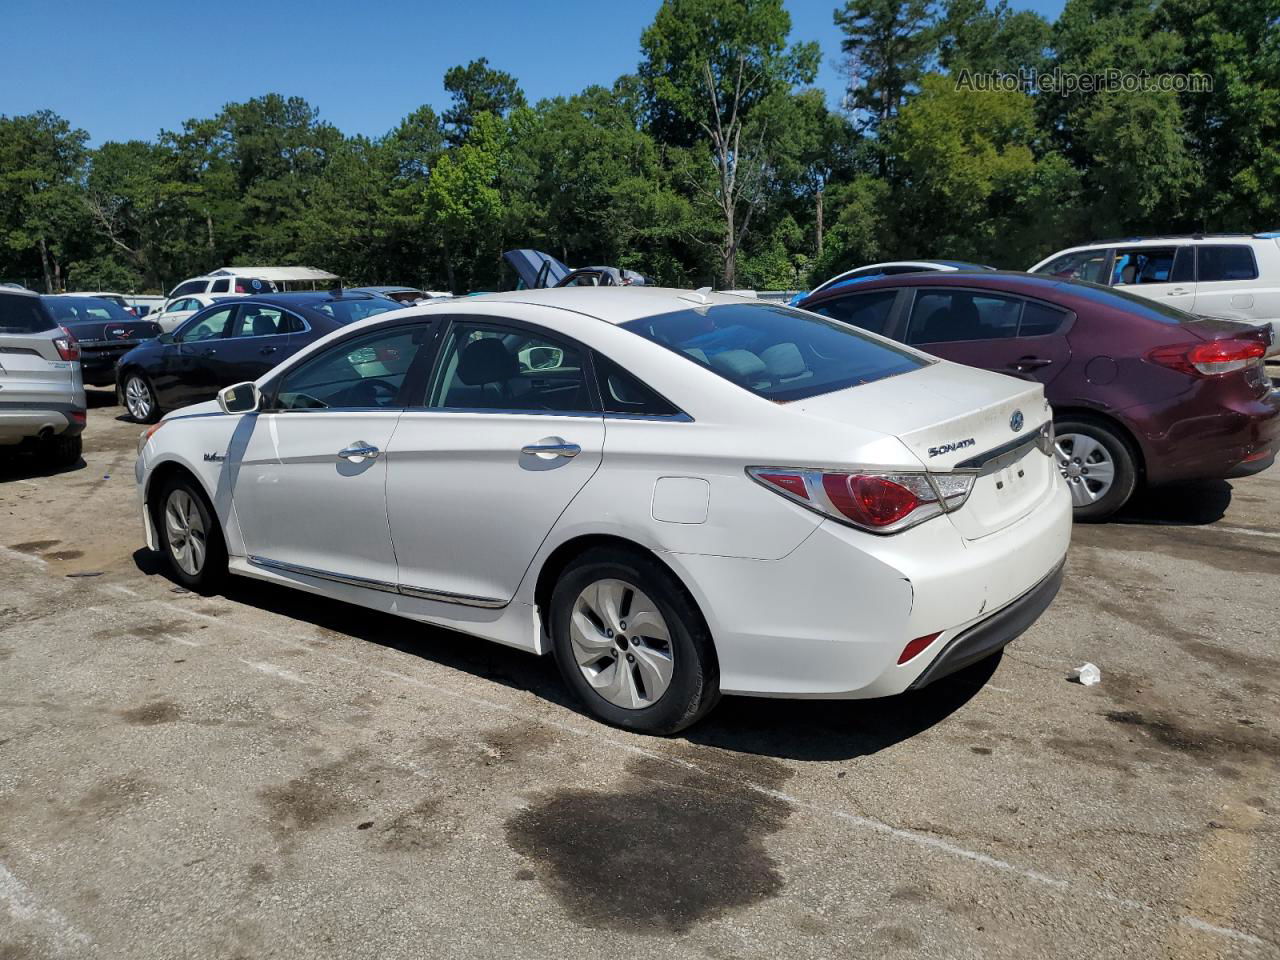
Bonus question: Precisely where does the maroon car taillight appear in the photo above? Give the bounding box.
[54,326,80,361]
[747,467,975,534]
[1147,339,1265,376]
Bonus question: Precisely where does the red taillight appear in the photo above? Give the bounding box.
[756,472,809,500]
[822,473,920,527]
[899,632,942,664]
[1148,339,1265,376]
[54,326,80,361]
[69,410,86,426]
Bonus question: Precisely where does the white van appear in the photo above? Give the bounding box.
[1029,233,1280,349]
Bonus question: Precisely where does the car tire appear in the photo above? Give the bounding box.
[153,476,227,593]
[549,546,720,734]
[123,372,160,424]
[41,433,82,469]
[1054,416,1138,522]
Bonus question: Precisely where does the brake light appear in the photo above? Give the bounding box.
[1147,339,1265,376]
[53,326,79,361]
[823,474,920,527]
[748,467,975,534]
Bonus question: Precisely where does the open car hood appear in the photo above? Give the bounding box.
[502,250,571,289]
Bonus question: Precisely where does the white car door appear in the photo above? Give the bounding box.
[1110,245,1196,312]
[384,319,604,606]
[232,321,436,588]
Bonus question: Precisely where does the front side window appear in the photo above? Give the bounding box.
[1198,246,1259,282]
[906,291,1022,344]
[623,302,926,402]
[170,280,206,298]
[809,290,899,336]
[1035,249,1111,283]
[274,325,430,410]
[429,322,594,413]
[179,306,234,342]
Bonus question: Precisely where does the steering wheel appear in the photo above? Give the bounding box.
[349,378,398,407]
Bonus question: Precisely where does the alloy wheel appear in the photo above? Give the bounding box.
[1055,432,1116,507]
[164,489,207,577]
[569,578,675,709]
[125,376,152,421]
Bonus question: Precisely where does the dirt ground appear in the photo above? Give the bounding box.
[1,387,1277,959]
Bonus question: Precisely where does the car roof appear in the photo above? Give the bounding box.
[457,286,768,325]
[348,285,421,294]
[801,269,1082,304]
[1,286,40,299]
[231,291,380,308]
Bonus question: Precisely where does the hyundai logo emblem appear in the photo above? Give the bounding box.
[1010,410,1025,432]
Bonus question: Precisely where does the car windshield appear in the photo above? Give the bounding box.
[314,298,402,324]
[44,296,132,324]
[0,294,56,334]
[623,302,929,402]
[1065,280,1198,324]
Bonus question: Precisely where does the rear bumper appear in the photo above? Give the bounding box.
[79,343,138,385]
[0,404,86,445]
[1133,387,1280,485]
[666,471,1072,699]
[908,561,1064,690]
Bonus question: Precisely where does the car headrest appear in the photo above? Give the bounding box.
[457,338,518,386]
[250,313,276,337]
[762,342,805,379]
[709,348,767,384]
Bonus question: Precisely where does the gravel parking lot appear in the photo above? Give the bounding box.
[1,389,1277,959]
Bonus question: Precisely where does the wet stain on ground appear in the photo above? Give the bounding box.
[42,549,83,561]
[8,539,60,554]
[119,700,182,725]
[379,796,451,852]
[1103,709,1278,759]
[1073,522,1280,577]
[69,774,154,823]
[94,619,194,643]
[480,723,556,764]
[259,754,365,836]
[504,750,792,933]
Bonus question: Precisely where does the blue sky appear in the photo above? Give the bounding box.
[2,0,1066,145]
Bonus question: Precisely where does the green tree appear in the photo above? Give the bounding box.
[442,58,527,146]
[834,0,938,134]
[937,0,1051,75]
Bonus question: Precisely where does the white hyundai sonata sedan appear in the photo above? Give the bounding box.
[135,287,1071,733]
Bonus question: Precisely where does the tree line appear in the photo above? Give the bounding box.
[1,0,1274,296]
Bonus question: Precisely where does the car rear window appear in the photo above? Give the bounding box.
[314,298,402,324]
[0,294,56,334]
[44,297,132,324]
[622,302,929,402]
[1064,280,1197,324]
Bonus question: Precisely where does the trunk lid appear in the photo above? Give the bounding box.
[793,360,1057,540]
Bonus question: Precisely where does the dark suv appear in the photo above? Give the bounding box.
[798,272,1278,519]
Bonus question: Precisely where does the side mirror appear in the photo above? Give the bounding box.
[217,381,261,414]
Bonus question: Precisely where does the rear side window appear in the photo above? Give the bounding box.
[1019,301,1070,336]
[210,278,230,293]
[0,294,55,334]
[1112,247,1178,285]
[1035,249,1111,284]
[906,291,1022,344]
[1198,246,1258,282]
[622,303,927,403]
[809,290,898,336]
[594,353,681,417]
[229,306,294,338]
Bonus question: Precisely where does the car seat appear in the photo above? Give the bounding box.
[447,338,518,407]
[250,313,277,337]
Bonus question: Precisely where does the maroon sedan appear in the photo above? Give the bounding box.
[799,272,1278,519]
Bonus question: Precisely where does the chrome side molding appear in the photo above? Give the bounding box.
[247,555,507,609]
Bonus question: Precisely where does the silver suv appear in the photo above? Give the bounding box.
[0,288,86,467]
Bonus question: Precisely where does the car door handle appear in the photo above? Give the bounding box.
[1008,357,1053,372]
[260,346,278,355]
[337,442,380,461]
[521,439,581,459]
